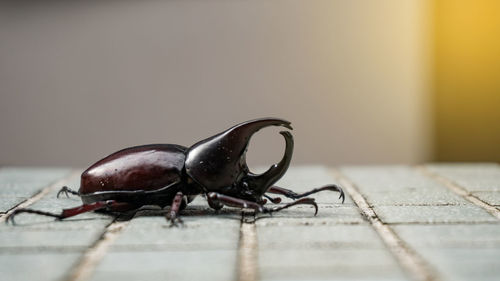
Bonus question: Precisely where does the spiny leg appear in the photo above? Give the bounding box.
[57,186,80,198]
[267,186,299,198]
[267,184,345,203]
[207,192,318,215]
[207,192,265,213]
[7,209,64,223]
[167,191,184,227]
[7,200,129,224]
[272,198,319,215]
[263,194,282,204]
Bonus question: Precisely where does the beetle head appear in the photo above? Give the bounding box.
[185,118,293,201]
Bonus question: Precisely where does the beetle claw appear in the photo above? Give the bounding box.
[57,189,67,198]
[56,186,79,199]
[5,213,16,225]
[168,217,184,228]
[339,189,345,204]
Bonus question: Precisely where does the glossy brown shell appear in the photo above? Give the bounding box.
[79,144,187,195]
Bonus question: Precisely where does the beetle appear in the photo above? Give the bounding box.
[8,118,344,225]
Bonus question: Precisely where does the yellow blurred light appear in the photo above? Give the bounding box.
[434,0,500,161]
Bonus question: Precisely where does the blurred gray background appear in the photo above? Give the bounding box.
[0,0,432,168]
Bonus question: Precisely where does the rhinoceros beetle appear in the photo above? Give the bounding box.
[8,118,344,225]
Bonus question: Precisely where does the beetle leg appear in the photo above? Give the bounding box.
[7,200,133,224]
[7,209,64,224]
[207,193,224,210]
[167,192,184,227]
[270,198,318,215]
[56,186,80,198]
[60,201,109,218]
[266,186,299,198]
[267,184,345,203]
[207,192,265,213]
[263,194,282,204]
[206,192,318,215]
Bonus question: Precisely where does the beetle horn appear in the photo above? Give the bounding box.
[244,130,293,194]
[185,118,293,192]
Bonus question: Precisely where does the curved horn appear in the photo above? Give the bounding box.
[185,118,292,191]
[245,130,294,194]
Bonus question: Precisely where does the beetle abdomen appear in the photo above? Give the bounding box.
[79,144,187,194]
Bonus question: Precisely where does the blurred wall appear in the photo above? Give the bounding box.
[0,0,432,167]
[434,0,500,161]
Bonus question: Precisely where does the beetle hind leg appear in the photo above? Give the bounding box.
[267,184,345,203]
[56,186,80,198]
[7,209,64,224]
[7,200,133,224]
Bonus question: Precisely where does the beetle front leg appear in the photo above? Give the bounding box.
[166,192,184,227]
[207,192,318,215]
[207,192,265,213]
[267,184,345,203]
[263,194,282,204]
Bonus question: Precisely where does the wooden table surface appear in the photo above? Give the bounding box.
[0,164,499,281]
